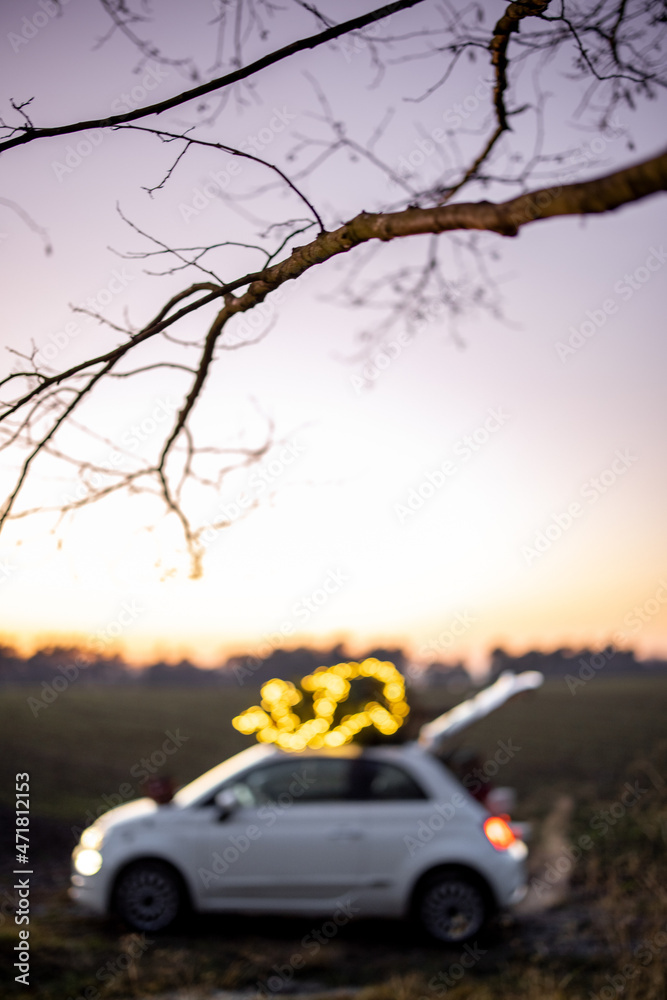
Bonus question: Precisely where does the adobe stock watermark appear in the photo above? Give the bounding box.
[225,284,290,348]
[506,120,625,231]
[404,738,521,857]
[198,768,316,887]
[8,0,71,53]
[27,599,147,716]
[555,246,667,363]
[72,730,189,838]
[621,578,667,636]
[64,933,153,1000]
[399,81,617,189]
[395,406,509,523]
[26,655,88,718]
[338,19,384,64]
[0,557,16,586]
[522,448,637,566]
[418,612,477,660]
[564,647,623,695]
[51,130,104,182]
[224,266,313,350]
[197,437,306,555]
[59,398,178,507]
[589,924,667,1000]
[565,578,667,693]
[232,567,350,685]
[254,898,360,998]
[273,565,349,633]
[461,738,522,797]
[218,439,306,520]
[350,298,452,394]
[51,64,170,181]
[404,791,466,857]
[179,107,297,223]
[398,77,493,178]
[90,599,146,654]
[291,568,349,626]
[530,767,663,899]
[34,266,136,368]
[121,398,179,453]
[1,885,22,928]
[419,941,488,998]
[350,327,417,394]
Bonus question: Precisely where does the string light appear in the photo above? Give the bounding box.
[232,658,409,750]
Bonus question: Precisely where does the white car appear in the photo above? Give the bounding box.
[70,671,542,943]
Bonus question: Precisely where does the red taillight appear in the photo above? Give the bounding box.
[484,815,516,850]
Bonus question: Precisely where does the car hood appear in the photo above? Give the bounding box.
[418,670,544,754]
[91,797,160,834]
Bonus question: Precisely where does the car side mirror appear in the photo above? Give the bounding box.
[214,787,240,820]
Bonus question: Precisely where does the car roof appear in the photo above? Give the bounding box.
[174,741,430,806]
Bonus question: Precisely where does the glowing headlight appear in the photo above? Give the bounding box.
[80,826,104,850]
[74,849,103,876]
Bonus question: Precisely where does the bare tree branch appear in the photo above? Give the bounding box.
[1,0,665,577]
[0,197,52,254]
[0,0,429,153]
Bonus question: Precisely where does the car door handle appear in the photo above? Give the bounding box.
[328,826,364,840]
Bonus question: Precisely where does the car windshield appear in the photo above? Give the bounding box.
[173,744,273,807]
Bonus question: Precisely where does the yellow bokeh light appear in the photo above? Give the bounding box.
[231,658,410,750]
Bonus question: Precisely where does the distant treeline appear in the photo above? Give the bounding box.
[0,643,406,688]
[488,645,667,681]
[0,641,665,689]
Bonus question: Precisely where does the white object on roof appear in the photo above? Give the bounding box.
[418,670,544,754]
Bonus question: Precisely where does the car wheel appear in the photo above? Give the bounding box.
[114,860,184,932]
[415,871,489,944]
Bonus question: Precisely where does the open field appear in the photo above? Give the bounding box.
[1,676,666,999]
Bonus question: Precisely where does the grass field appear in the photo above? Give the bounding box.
[1,676,666,999]
[1,677,665,820]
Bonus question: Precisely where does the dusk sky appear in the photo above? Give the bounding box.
[1,0,666,674]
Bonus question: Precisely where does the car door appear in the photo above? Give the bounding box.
[346,757,437,912]
[194,755,368,909]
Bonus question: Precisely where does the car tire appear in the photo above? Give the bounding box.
[415,870,489,944]
[114,860,185,932]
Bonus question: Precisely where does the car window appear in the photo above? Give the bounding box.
[240,758,353,805]
[174,745,273,807]
[351,760,428,801]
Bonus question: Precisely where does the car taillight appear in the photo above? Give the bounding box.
[483,815,516,850]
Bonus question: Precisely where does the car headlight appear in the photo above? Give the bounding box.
[74,849,103,876]
[80,826,104,850]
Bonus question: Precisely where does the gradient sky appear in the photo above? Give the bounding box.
[1,0,666,674]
